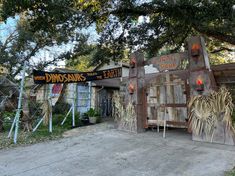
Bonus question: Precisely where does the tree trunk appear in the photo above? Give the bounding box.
[21,94,33,131]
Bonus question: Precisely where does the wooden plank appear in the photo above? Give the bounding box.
[159,103,187,108]
[144,70,189,84]
[151,81,185,86]
[147,120,188,127]
[212,63,235,71]
[215,76,235,84]
[166,121,188,127]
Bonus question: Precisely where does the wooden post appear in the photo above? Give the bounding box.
[165,74,175,121]
[125,51,146,133]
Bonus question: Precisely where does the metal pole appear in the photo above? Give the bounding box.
[49,111,52,132]
[49,98,52,133]
[72,84,76,127]
[72,99,75,127]
[7,114,16,138]
[13,61,26,144]
[32,117,44,132]
[88,81,91,109]
[61,106,72,125]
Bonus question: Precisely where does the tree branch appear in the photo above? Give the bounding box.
[210,47,234,54]
[193,25,235,45]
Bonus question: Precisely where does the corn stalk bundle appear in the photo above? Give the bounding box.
[189,86,234,139]
[120,102,137,132]
[112,91,124,121]
[112,92,137,132]
[41,99,52,126]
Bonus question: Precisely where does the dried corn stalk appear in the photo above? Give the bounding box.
[189,86,234,140]
[112,92,137,132]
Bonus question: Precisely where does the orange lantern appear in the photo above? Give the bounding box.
[130,57,136,68]
[195,77,204,92]
[191,43,201,57]
[128,83,135,94]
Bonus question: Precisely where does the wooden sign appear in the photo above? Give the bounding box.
[147,52,187,72]
[33,67,122,84]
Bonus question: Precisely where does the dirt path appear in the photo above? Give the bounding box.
[62,121,116,138]
[1,123,235,176]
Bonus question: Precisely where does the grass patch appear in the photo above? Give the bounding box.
[225,169,235,176]
[0,113,83,149]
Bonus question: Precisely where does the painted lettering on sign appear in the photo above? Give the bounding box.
[45,73,86,83]
[148,52,187,72]
[34,76,46,81]
[33,67,122,84]
[103,69,121,79]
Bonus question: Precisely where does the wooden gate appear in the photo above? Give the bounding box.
[146,73,189,128]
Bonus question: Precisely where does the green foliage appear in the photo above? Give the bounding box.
[0,114,72,149]
[2,111,15,129]
[86,108,96,117]
[0,15,93,78]
[225,169,235,176]
[52,102,71,115]
[2,111,15,120]
[68,55,93,72]
[86,108,100,117]
[66,38,96,71]
[1,0,234,66]
[53,112,83,127]
[86,108,101,124]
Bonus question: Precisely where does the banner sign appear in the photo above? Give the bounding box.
[33,67,122,84]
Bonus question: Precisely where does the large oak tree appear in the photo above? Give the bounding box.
[1,0,234,63]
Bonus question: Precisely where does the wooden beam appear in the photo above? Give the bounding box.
[160,103,187,108]
[166,121,188,127]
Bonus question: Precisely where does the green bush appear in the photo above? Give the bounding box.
[2,112,15,121]
[225,169,235,176]
[52,102,71,115]
[86,108,96,117]
[53,112,83,127]
[86,108,100,117]
[2,112,15,130]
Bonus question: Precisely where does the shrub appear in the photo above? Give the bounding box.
[52,102,71,115]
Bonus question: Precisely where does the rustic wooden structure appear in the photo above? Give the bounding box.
[120,36,235,145]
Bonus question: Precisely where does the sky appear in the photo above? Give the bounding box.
[0,16,19,43]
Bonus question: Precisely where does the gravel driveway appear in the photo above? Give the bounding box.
[1,122,235,176]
